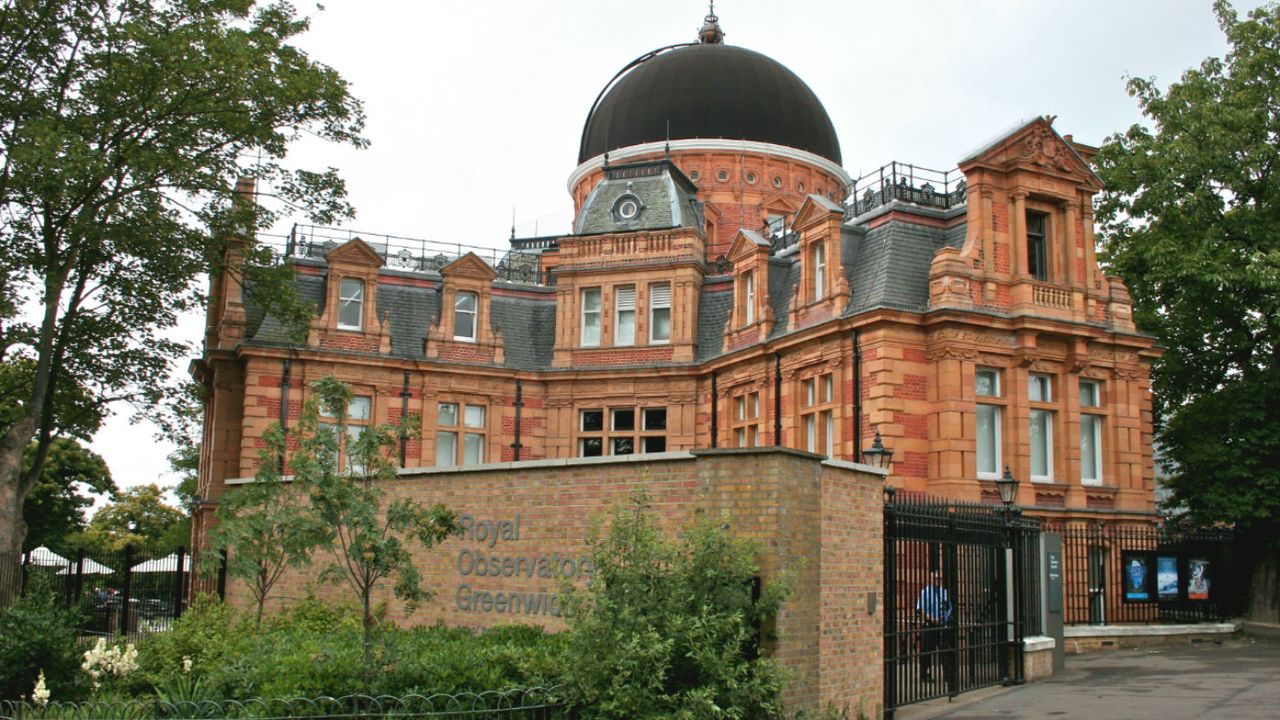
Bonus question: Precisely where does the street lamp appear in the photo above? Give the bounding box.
[995,465,1019,510]
[862,430,894,471]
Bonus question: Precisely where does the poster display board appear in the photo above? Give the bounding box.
[1122,551,1154,602]
[1157,556,1179,599]
[1187,558,1210,600]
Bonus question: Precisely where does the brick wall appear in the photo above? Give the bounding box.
[223,449,884,717]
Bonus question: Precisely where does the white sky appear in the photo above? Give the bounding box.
[88,0,1265,500]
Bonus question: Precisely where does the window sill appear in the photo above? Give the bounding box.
[336,325,363,333]
[452,336,477,343]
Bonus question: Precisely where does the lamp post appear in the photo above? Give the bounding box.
[995,465,1019,511]
[862,430,894,472]
[994,465,1023,685]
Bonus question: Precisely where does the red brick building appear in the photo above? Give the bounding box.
[194,13,1159,552]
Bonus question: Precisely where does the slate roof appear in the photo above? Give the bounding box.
[574,162,702,236]
[238,210,973,369]
[695,284,733,362]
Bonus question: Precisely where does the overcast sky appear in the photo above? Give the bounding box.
[89,0,1266,502]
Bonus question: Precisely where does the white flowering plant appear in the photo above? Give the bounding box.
[81,638,139,692]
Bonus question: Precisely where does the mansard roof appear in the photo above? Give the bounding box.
[242,210,972,369]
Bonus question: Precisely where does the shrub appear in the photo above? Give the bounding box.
[561,493,790,719]
[0,575,90,701]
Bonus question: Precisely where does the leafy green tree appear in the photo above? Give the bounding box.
[561,493,789,720]
[204,421,326,625]
[81,484,185,552]
[21,437,116,550]
[293,377,458,687]
[0,0,366,580]
[1093,0,1280,540]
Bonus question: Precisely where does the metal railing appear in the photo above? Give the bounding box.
[273,224,552,286]
[1046,523,1241,626]
[0,688,570,719]
[884,492,1040,716]
[848,162,967,218]
[1,545,191,642]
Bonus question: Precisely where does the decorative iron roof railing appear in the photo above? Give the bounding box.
[847,162,966,218]
[270,224,552,286]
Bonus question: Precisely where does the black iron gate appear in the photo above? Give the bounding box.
[884,491,1041,716]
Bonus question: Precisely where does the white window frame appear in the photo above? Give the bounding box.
[337,278,364,330]
[1029,373,1053,403]
[812,242,826,300]
[1030,409,1054,483]
[581,288,601,347]
[976,404,1002,479]
[743,271,755,325]
[1081,413,1103,486]
[648,282,671,344]
[436,402,486,466]
[453,291,478,342]
[614,285,636,346]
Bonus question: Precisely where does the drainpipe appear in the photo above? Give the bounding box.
[512,379,524,461]
[278,358,292,472]
[710,372,719,448]
[399,371,411,466]
[853,328,862,463]
[774,353,783,446]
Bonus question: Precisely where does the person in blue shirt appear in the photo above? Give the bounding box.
[917,570,952,683]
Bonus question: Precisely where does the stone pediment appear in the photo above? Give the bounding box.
[325,237,385,267]
[440,252,498,281]
[960,116,1101,189]
[791,193,844,232]
[728,229,770,262]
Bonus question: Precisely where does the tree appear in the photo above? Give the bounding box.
[561,493,789,720]
[81,484,185,551]
[294,377,458,687]
[1093,0,1280,539]
[0,0,366,581]
[204,421,325,624]
[21,437,115,549]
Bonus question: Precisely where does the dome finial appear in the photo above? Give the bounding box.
[698,2,724,44]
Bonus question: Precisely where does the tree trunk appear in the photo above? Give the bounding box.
[0,414,38,606]
[1248,549,1280,625]
[361,585,373,690]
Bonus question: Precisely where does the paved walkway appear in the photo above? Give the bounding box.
[895,636,1280,720]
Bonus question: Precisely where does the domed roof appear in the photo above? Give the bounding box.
[578,43,842,165]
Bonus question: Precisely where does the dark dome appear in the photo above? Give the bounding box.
[579,44,841,165]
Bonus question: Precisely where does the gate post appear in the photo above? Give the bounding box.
[883,488,897,719]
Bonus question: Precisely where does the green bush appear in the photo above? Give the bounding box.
[0,575,90,702]
[560,494,790,719]
[134,595,565,700]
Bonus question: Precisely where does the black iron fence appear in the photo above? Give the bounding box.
[1050,523,1242,626]
[848,162,967,218]
[0,688,570,720]
[884,492,1040,717]
[277,224,552,285]
[0,545,191,642]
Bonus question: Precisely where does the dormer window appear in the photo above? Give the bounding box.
[454,291,477,341]
[743,271,756,325]
[1027,211,1049,281]
[338,278,364,330]
[811,242,827,300]
[612,193,643,223]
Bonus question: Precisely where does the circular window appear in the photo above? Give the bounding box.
[796,181,805,193]
[689,170,700,181]
[617,197,639,219]
[772,176,783,188]
[717,170,730,182]
[745,172,757,185]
